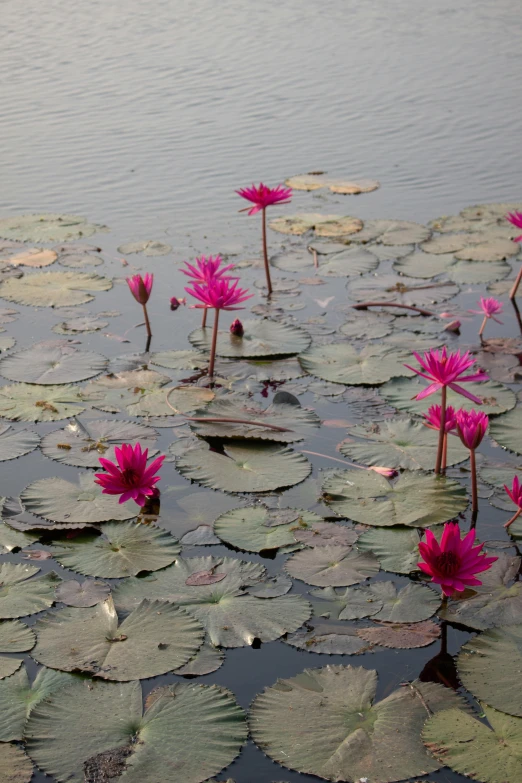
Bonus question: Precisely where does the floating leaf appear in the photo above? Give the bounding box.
[150,349,211,371]
[285,623,372,655]
[309,585,384,620]
[173,640,225,676]
[268,213,363,237]
[41,419,158,467]
[299,343,413,385]
[0,620,36,679]
[490,407,522,454]
[0,665,72,741]
[0,563,59,619]
[393,251,454,279]
[247,574,293,598]
[0,345,107,384]
[20,474,137,526]
[0,383,87,422]
[58,253,104,268]
[284,545,379,586]
[126,385,214,417]
[357,526,430,573]
[358,620,440,649]
[213,506,322,552]
[285,174,380,194]
[51,521,180,578]
[292,521,358,548]
[250,666,466,782]
[0,522,38,554]
[3,248,57,268]
[380,376,516,416]
[339,311,394,339]
[117,240,172,256]
[0,271,112,307]
[52,315,109,334]
[25,678,246,783]
[177,441,311,493]
[347,274,459,306]
[363,581,440,623]
[454,237,519,262]
[376,221,431,245]
[322,470,467,527]
[189,319,311,358]
[0,214,107,243]
[55,579,111,607]
[339,417,468,470]
[0,743,32,783]
[0,425,39,462]
[313,247,379,277]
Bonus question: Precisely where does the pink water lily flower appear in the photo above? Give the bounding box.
[423,404,457,433]
[470,297,504,322]
[126,273,153,305]
[181,255,235,284]
[504,476,522,528]
[95,443,165,507]
[236,183,292,215]
[185,277,253,311]
[455,409,489,450]
[405,347,489,404]
[418,522,497,596]
[506,211,522,242]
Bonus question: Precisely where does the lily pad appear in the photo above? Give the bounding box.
[322,470,468,527]
[268,213,363,237]
[117,240,172,256]
[313,246,379,277]
[363,581,440,623]
[454,237,519,262]
[0,271,112,307]
[0,425,39,462]
[339,311,394,339]
[299,343,413,385]
[285,174,380,194]
[0,214,107,243]
[25,678,246,783]
[213,506,323,552]
[393,251,455,279]
[126,385,214,417]
[285,623,372,655]
[0,383,87,422]
[41,419,158,467]
[176,441,311,493]
[347,274,459,306]
[173,640,225,676]
[0,563,60,619]
[310,585,384,620]
[0,345,107,384]
[189,319,311,358]
[284,545,379,586]
[0,743,32,783]
[339,417,468,470]
[52,315,109,334]
[3,248,57,267]
[377,221,432,245]
[292,521,358,548]
[357,526,431,574]
[58,253,104,268]
[380,376,516,416]
[55,579,111,607]
[31,597,204,681]
[0,665,73,741]
[0,620,36,679]
[0,523,38,554]
[150,349,212,371]
[51,521,180,578]
[20,473,137,526]
[250,666,466,782]
[490,407,522,454]
[358,620,440,649]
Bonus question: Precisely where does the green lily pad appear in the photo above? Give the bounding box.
[268,213,363,237]
[357,526,433,573]
[458,624,522,716]
[58,253,104,268]
[339,311,394,339]
[31,597,204,680]
[41,419,158,467]
[25,678,247,783]
[339,417,468,470]
[0,522,38,554]
[173,639,225,676]
[322,470,468,527]
[176,441,311,493]
[55,578,111,607]
[250,666,466,782]
[284,545,379,586]
[214,506,322,552]
[423,704,522,783]
[0,383,87,422]
[0,344,107,384]
[312,246,379,277]
[454,237,519,262]
[187,396,320,442]
[284,623,372,655]
[189,319,311,358]
[0,563,60,619]
[150,349,210,371]
[0,271,112,307]
[0,425,39,462]
[363,580,440,622]
[51,521,180,578]
[0,214,107,243]
[393,251,455,279]
[0,620,36,679]
[125,385,214,417]
[52,315,109,334]
[20,473,137,527]
[447,259,512,284]
[376,220,431,245]
[299,343,413,385]
[0,743,32,783]
[393,252,511,283]
[0,665,73,740]
[490,407,522,454]
[380,376,516,416]
[347,274,459,306]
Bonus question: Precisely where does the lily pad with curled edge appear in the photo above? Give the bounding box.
[0,425,39,462]
[0,743,32,783]
[173,639,224,676]
[20,474,137,526]
[357,526,434,574]
[285,174,380,194]
[322,470,468,527]
[298,343,413,385]
[379,376,516,416]
[363,581,440,623]
[0,271,112,307]
[40,419,158,468]
[189,319,311,358]
[457,624,522,716]
[187,396,320,443]
[112,555,310,648]
[25,678,247,783]
[439,552,522,630]
[3,248,57,267]
[358,620,440,649]
[177,441,311,493]
[284,623,372,655]
[339,311,394,340]
[0,563,60,619]
[213,506,323,552]
[0,214,107,243]
[309,585,384,620]
[31,597,205,681]
[339,417,469,471]
[284,544,379,587]
[247,574,293,598]
[268,213,363,237]
[0,383,87,422]
[0,345,107,385]
[55,578,111,607]
[117,240,172,256]
[249,666,468,783]
[126,385,214,417]
[346,273,459,306]
[0,666,73,741]
[490,406,522,454]
[0,620,36,679]
[50,521,180,578]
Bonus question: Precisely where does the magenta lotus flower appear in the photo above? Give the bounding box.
[455,409,489,450]
[181,255,235,284]
[236,183,292,215]
[423,404,457,433]
[504,476,522,528]
[470,296,504,337]
[127,274,153,305]
[506,211,522,242]
[405,347,488,404]
[185,277,253,311]
[94,443,165,506]
[230,318,244,337]
[418,522,497,596]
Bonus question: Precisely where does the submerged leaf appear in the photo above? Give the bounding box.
[358,620,440,649]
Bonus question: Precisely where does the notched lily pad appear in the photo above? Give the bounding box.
[0,620,36,679]
[285,174,380,194]
[380,376,516,416]
[0,563,60,619]
[299,343,413,385]
[285,623,372,655]
[0,214,107,243]
[189,319,311,358]
[358,620,440,649]
[285,544,379,586]
[41,419,158,467]
[213,505,323,552]
[117,240,172,256]
[0,383,87,422]
[55,579,111,607]
[0,424,39,462]
[269,213,363,237]
[0,271,112,307]
[0,344,107,384]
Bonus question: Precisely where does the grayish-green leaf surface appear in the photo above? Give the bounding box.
[0,665,73,741]
[0,345,107,384]
[214,506,322,552]
[0,563,60,619]
[299,343,413,385]
[380,376,516,416]
[0,271,112,307]
[285,545,380,586]
[0,383,87,422]
[189,319,311,358]
[0,425,39,462]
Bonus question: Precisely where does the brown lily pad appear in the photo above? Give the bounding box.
[357,620,441,649]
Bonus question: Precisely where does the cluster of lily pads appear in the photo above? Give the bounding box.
[0,198,522,783]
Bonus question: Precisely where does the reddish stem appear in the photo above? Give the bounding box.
[202,308,208,328]
[504,509,521,529]
[352,302,436,316]
[142,304,152,338]
[208,307,220,378]
[478,316,487,337]
[261,207,273,295]
[441,432,448,473]
[470,449,478,515]
[510,265,522,300]
[435,387,446,475]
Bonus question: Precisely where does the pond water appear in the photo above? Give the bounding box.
[1,2,522,783]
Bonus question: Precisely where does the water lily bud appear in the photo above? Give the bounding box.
[369,466,398,478]
[170,297,182,311]
[443,319,461,333]
[230,318,244,337]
